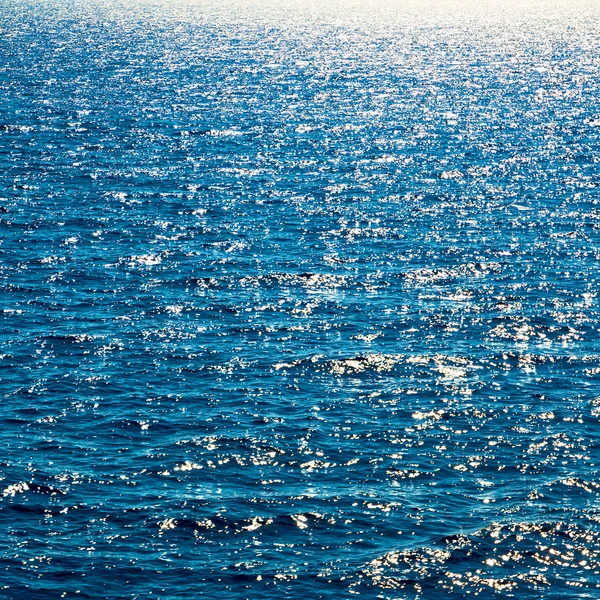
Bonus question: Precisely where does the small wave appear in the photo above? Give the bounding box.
[357,520,599,595]
[2,481,67,498]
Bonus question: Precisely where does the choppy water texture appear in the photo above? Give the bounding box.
[2,0,600,597]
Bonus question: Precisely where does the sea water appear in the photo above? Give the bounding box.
[1,0,600,597]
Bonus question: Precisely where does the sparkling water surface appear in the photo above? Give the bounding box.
[2,0,600,597]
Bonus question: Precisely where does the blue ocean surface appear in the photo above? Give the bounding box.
[1,0,600,597]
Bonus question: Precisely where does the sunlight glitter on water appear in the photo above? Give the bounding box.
[1,0,600,598]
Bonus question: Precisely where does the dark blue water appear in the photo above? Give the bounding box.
[2,0,600,597]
